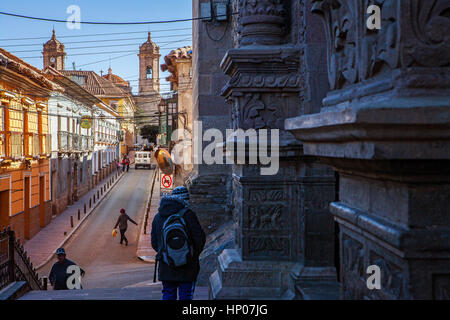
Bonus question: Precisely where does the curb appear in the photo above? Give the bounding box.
[136,168,158,263]
[36,170,127,271]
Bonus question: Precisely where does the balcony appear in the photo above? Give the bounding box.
[58,131,93,154]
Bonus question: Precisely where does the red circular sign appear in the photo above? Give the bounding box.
[162,175,172,188]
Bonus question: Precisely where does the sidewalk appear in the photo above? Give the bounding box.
[136,169,159,262]
[24,169,126,270]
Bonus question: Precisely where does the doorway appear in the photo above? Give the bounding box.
[0,190,9,229]
[24,176,31,239]
[39,176,45,227]
[67,171,71,205]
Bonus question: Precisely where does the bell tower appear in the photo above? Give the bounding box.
[43,29,66,71]
[138,32,160,95]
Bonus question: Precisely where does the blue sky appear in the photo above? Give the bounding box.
[0,0,193,94]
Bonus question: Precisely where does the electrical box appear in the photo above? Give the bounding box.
[215,2,228,21]
[201,2,212,21]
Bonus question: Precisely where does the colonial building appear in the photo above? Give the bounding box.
[61,70,122,181]
[0,48,57,241]
[43,66,98,215]
[134,32,161,128]
[102,68,136,155]
[161,46,193,185]
[42,30,125,189]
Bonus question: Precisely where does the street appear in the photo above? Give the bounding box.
[39,166,155,289]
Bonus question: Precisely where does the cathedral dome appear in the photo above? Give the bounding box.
[102,67,130,87]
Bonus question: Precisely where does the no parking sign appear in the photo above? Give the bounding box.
[160,170,173,196]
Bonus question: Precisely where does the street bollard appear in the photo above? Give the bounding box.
[70,216,74,228]
[84,203,86,214]
[97,190,99,198]
[101,188,103,196]
[93,194,96,203]
[78,209,80,220]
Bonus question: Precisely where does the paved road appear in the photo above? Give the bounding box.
[39,166,156,289]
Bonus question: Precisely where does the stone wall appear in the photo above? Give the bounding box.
[189,0,234,233]
[286,0,450,300]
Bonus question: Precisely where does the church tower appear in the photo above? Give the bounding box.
[138,32,160,95]
[43,30,66,71]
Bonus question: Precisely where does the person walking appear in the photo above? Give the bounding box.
[151,194,206,300]
[49,248,85,290]
[114,208,138,246]
[126,157,130,172]
[122,156,127,172]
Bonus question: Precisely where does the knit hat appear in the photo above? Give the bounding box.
[171,186,190,201]
[120,208,126,213]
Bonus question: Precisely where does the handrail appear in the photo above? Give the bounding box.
[0,227,43,291]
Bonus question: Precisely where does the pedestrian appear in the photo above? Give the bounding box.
[126,157,130,172]
[114,208,138,246]
[122,156,127,172]
[116,160,121,172]
[151,194,206,300]
[49,248,85,290]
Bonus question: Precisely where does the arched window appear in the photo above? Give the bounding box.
[146,66,152,79]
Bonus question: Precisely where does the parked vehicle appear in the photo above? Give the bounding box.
[135,151,152,169]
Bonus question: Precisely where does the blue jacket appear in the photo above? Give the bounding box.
[151,195,206,282]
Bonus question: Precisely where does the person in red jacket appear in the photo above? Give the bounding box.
[122,156,127,172]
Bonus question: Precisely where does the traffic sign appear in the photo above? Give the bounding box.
[160,170,174,196]
[162,175,172,188]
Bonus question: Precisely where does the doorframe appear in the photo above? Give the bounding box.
[0,174,11,229]
[23,172,32,239]
[39,173,46,227]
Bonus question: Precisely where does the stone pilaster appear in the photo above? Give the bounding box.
[286,0,450,299]
[210,0,338,299]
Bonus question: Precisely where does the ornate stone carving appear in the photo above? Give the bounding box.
[341,235,365,299]
[247,235,289,257]
[248,189,284,201]
[371,253,407,300]
[312,0,450,91]
[237,93,284,130]
[248,205,284,230]
[238,0,288,45]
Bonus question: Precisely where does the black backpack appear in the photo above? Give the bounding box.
[160,207,194,268]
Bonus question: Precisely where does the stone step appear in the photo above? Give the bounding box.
[20,286,210,300]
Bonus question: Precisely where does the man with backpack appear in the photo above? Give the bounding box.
[151,194,206,300]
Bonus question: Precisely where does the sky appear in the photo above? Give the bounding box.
[0,0,193,94]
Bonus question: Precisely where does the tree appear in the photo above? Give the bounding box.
[140,125,159,144]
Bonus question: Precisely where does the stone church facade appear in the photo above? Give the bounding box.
[192,0,450,300]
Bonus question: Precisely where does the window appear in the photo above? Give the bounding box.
[146,66,152,79]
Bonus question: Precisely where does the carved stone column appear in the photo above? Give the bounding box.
[286,0,450,299]
[209,0,338,299]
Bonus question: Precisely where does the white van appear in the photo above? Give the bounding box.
[135,151,152,169]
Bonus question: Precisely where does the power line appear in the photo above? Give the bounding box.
[0,11,231,25]
[9,37,193,53]
[0,27,192,41]
[20,44,191,59]
[2,33,193,48]
[76,39,192,68]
